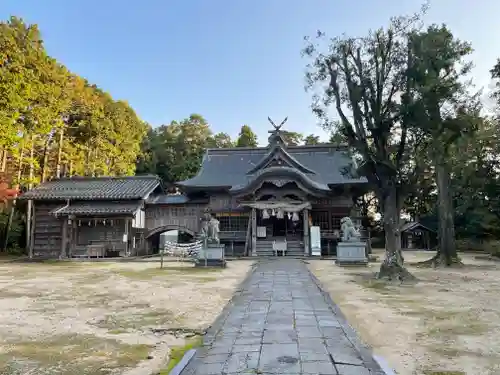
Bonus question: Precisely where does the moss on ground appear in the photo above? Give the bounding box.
[115,265,221,280]
[159,336,203,374]
[0,334,151,374]
[93,309,177,331]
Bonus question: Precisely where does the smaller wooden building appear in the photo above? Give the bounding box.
[400,221,437,250]
[19,175,163,258]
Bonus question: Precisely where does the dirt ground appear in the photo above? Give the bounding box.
[0,258,253,375]
[308,251,500,375]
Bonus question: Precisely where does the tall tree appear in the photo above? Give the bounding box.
[304,10,426,280]
[281,131,303,146]
[328,126,349,146]
[211,132,234,148]
[136,114,214,183]
[235,125,258,147]
[406,25,474,266]
[0,17,147,251]
[304,134,320,145]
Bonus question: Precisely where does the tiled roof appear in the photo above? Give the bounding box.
[51,201,142,216]
[178,145,367,189]
[19,175,162,201]
[147,194,190,204]
[229,166,331,194]
[400,221,436,233]
[146,194,210,205]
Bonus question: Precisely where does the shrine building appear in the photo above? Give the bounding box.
[19,119,369,258]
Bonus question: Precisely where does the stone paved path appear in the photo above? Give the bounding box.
[181,259,386,375]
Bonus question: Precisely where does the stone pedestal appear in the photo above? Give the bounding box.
[196,244,226,267]
[336,241,368,266]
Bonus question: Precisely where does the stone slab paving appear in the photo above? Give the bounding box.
[181,259,387,375]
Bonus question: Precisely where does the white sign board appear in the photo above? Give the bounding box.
[310,226,321,256]
[257,226,267,238]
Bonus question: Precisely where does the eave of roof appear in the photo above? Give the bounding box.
[246,144,316,175]
[400,222,436,233]
[176,143,366,189]
[229,166,331,195]
[19,175,162,201]
[51,200,142,216]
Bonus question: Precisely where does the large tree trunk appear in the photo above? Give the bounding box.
[417,155,460,267]
[377,185,413,280]
[0,147,7,173]
[55,129,64,179]
[433,158,459,265]
[26,137,34,254]
[40,136,51,183]
[2,147,24,252]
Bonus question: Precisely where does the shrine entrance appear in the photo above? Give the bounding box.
[264,211,304,239]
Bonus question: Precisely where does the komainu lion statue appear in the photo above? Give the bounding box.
[340,217,361,242]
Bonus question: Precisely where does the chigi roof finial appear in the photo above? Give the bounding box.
[267,116,288,133]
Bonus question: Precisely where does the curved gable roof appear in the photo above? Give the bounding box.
[230,166,330,195]
[177,145,367,190]
[246,144,316,175]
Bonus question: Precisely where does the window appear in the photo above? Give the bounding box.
[331,216,341,230]
[217,214,249,232]
[311,211,330,230]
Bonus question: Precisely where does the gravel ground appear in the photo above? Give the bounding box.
[308,251,500,375]
[0,258,253,375]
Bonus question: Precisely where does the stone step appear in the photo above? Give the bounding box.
[255,251,305,257]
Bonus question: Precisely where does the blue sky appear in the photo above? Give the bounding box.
[2,0,500,144]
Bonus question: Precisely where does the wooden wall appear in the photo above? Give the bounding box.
[71,218,128,256]
[145,204,206,235]
[32,202,63,258]
[209,194,240,211]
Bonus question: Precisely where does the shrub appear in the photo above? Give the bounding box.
[482,240,500,258]
[0,210,25,251]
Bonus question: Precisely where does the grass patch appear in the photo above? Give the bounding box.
[0,334,151,374]
[115,266,221,280]
[0,254,24,263]
[354,277,394,295]
[160,336,203,374]
[93,309,176,331]
[108,328,128,334]
[0,288,42,299]
[399,307,488,335]
[427,320,488,337]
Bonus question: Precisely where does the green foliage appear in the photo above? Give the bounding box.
[235,125,258,147]
[211,132,234,148]
[303,134,320,145]
[0,17,147,251]
[0,17,147,184]
[159,336,203,374]
[0,209,24,251]
[137,114,227,182]
[281,130,303,146]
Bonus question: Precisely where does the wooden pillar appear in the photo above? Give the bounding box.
[303,208,310,256]
[60,218,68,259]
[68,220,75,258]
[124,218,130,256]
[251,208,257,256]
[28,201,35,259]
